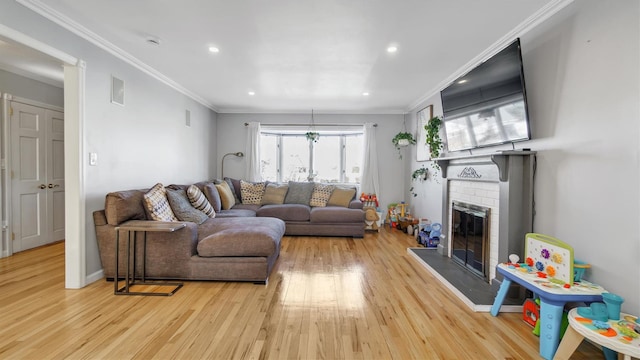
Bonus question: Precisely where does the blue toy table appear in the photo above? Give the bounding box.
[491,264,606,360]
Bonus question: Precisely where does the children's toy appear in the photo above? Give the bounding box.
[364,208,380,232]
[523,298,539,327]
[524,233,574,285]
[418,222,442,248]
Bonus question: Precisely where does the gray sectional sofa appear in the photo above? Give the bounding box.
[93,179,365,283]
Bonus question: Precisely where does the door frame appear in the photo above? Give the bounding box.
[0,24,86,289]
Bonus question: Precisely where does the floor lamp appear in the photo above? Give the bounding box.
[221,152,244,178]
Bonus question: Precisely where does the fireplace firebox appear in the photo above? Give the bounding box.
[451,201,490,281]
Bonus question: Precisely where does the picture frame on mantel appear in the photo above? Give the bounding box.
[416,105,433,161]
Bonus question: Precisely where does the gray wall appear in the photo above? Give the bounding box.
[0,69,64,106]
[217,113,407,213]
[407,0,639,313]
[0,2,218,278]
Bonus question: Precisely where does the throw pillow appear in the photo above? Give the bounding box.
[143,183,178,221]
[309,183,335,207]
[215,181,236,210]
[261,183,289,205]
[240,180,266,205]
[166,188,209,224]
[223,177,242,203]
[284,181,315,205]
[187,185,216,217]
[327,186,356,207]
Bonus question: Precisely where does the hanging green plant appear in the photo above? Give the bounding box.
[424,116,443,160]
[305,131,320,143]
[392,132,416,159]
[411,167,428,181]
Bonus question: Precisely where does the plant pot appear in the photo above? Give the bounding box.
[398,139,410,147]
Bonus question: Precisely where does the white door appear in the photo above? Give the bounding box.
[10,101,65,252]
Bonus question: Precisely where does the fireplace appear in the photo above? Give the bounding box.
[451,201,490,281]
[436,151,536,287]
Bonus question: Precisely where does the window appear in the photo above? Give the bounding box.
[260,129,363,184]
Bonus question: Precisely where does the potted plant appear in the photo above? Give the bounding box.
[424,116,443,160]
[392,132,416,159]
[305,131,320,143]
[411,167,428,181]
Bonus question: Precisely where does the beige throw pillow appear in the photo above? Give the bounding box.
[327,186,356,207]
[143,183,178,221]
[240,180,266,205]
[310,183,335,207]
[215,181,236,210]
[261,183,289,205]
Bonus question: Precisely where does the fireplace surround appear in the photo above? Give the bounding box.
[436,151,536,292]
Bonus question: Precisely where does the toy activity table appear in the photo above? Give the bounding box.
[491,264,606,360]
[554,308,640,360]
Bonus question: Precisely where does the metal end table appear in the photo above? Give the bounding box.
[114,220,186,296]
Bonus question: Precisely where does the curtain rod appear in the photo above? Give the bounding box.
[244,122,377,127]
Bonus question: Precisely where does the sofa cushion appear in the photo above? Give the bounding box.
[261,183,288,205]
[104,189,148,225]
[166,188,209,224]
[223,177,242,203]
[257,204,310,221]
[215,209,258,218]
[310,183,335,207]
[143,183,179,221]
[310,206,365,223]
[240,180,266,205]
[202,182,222,212]
[327,186,356,207]
[284,181,314,205]
[186,185,216,218]
[215,181,236,210]
[196,217,285,257]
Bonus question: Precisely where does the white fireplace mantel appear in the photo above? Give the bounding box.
[436,150,536,182]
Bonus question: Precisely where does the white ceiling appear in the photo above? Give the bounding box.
[6,0,561,113]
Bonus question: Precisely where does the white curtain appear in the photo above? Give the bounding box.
[360,123,380,197]
[245,122,261,181]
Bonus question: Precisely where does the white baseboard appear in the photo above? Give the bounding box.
[85,269,104,285]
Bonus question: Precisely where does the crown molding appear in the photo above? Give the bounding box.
[16,0,219,112]
[407,0,575,112]
[218,107,405,115]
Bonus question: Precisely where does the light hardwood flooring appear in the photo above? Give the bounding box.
[0,228,602,359]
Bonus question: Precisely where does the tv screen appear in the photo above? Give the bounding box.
[440,38,530,152]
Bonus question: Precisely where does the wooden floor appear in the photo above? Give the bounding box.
[0,228,603,359]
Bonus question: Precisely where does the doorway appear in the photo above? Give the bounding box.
[0,24,85,289]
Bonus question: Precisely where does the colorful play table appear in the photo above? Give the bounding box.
[554,308,640,360]
[491,263,606,360]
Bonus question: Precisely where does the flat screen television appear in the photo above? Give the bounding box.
[440,38,531,152]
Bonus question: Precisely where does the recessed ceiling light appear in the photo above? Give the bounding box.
[248,91,255,96]
[362,92,370,96]
[387,46,398,53]
[458,79,468,84]
[208,46,220,53]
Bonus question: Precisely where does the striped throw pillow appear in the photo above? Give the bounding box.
[143,183,178,221]
[187,185,216,218]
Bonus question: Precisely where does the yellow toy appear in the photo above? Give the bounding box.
[364,208,380,232]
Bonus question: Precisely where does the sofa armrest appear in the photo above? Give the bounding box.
[93,210,198,279]
[348,200,364,209]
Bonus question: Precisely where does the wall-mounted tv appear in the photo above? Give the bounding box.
[440,38,530,152]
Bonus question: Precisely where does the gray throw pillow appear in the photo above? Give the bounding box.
[284,181,315,205]
[223,177,242,203]
[166,188,209,224]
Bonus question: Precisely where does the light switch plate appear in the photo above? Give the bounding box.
[89,152,98,166]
